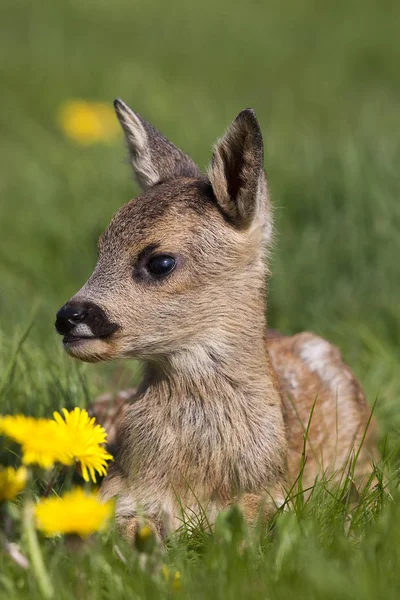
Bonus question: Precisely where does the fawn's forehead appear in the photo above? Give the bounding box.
[99,178,223,253]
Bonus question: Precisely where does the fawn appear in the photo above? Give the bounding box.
[55,100,377,539]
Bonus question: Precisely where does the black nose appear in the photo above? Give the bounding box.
[55,304,87,335]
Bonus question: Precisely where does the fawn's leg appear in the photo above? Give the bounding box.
[116,514,164,545]
[236,489,286,528]
[100,471,166,544]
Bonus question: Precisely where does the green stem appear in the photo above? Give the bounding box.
[23,500,54,599]
[43,465,62,497]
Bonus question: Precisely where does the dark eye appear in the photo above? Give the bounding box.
[146,254,176,277]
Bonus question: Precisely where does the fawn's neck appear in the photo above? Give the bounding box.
[119,274,287,497]
[143,283,277,407]
[133,302,286,497]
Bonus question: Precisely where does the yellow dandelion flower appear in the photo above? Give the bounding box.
[21,421,74,470]
[135,525,157,553]
[53,408,113,483]
[162,565,182,591]
[138,525,153,540]
[58,100,120,144]
[0,414,40,444]
[0,409,112,478]
[35,488,114,537]
[0,466,27,502]
[0,415,72,470]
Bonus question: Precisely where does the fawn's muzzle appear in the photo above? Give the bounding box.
[55,301,120,340]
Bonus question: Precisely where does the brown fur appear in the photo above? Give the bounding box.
[57,101,377,539]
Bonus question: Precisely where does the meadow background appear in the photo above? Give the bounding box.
[1,0,400,598]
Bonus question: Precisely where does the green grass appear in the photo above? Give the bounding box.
[1,0,400,597]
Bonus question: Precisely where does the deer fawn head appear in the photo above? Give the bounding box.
[55,100,273,365]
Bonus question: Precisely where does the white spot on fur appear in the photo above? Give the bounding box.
[297,334,345,397]
[298,336,332,369]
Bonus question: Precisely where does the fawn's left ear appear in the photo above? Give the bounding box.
[208,109,270,238]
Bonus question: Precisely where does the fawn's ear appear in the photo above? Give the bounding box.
[208,109,270,234]
[114,98,200,190]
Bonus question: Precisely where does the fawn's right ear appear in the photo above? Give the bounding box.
[208,109,269,233]
[114,99,200,190]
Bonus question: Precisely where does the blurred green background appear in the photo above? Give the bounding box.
[0,0,399,421]
[1,2,400,598]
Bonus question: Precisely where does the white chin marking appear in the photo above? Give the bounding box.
[63,337,112,362]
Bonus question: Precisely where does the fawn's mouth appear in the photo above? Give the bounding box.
[62,325,119,346]
[63,334,97,347]
[62,334,117,363]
